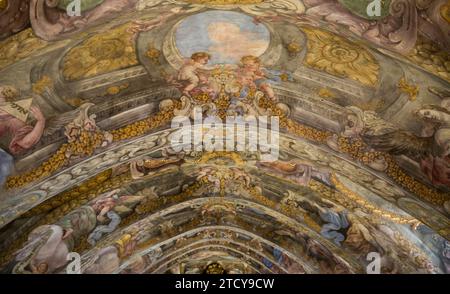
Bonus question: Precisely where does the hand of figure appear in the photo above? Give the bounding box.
[199,75,208,84]
[30,106,45,122]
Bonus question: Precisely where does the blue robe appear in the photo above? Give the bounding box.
[319,211,349,246]
[0,148,13,187]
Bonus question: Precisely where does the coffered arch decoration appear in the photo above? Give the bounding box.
[0,1,449,275]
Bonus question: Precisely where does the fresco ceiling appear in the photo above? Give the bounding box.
[0,0,449,274]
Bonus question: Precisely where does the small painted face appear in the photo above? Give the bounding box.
[346,115,357,128]
[416,109,439,121]
[243,60,259,71]
[197,57,210,65]
[84,120,96,132]
[37,263,48,274]
[240,76,254,86]
[31,262,48,274]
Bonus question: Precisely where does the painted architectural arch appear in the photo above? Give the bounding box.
[0,0,449,276]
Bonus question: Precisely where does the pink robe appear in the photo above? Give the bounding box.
[0,110,34,155]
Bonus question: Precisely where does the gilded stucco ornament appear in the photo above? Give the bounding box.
[397,76,419,101]
[0,29,47,70]
[0,5,448,274]
[62,24,139,81]
[301,26,380,87]
[407,37,450,82]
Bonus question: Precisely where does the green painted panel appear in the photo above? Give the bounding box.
[338,0,391,20]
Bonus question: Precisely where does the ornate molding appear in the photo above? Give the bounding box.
[30,0,139,40]
[62,23,139,81]
[301,26,380,87]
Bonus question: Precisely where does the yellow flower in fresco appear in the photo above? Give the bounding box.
[302,26,380,87]
[62,24,138,81]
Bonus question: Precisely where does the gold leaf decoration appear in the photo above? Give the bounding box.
[0,29,48,70]
[62,24,139,81]
[301,26,380,87]
[6,90,447,209]
[318,88,336,99]
[407,37,450,82]
[397,76,419,101]
[146,45,161,65]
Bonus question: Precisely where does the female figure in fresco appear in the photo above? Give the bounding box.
[0,86,46,186]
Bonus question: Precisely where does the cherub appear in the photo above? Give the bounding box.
[237,55,276,101]
[177,52,212,97]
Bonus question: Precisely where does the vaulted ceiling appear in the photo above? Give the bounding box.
[0,0,449,274]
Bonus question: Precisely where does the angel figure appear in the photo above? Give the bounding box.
[176,52,214,97]
[85,190,145,245]
[11,225,70,274]
[10,190,145,273]
[236,56,292,101]
[362,88,450,187]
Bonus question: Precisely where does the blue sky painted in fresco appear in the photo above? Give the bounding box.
[175,11,270,64]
